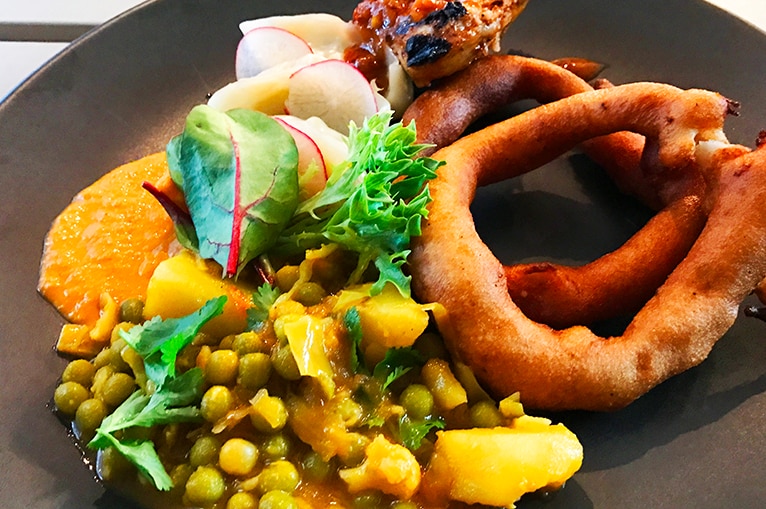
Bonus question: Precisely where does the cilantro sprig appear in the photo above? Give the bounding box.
[247,282,281,331]
[88,297,226,490]
[398,414,445,451]
[275,110,442,297]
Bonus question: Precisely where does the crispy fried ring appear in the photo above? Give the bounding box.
[411,83,766,411]
[404,55,711,328]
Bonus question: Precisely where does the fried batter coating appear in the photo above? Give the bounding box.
[404,55,711,327]
[411,82,766,411]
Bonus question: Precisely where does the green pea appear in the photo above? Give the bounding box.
[227,492,258,509]
[161,423,182,450]
[275,265,300,292]
[232,331,266,355]
[91,365,114,395]
[301,450,332,482]
[61,359,96,388]
[92,349,114,370]
[175,345,201,374]
[75,398,108,438]
[258,490,299,509]
[189,435,221,467]
[205,349,239,385]
[98,446,134,481]
[185,466,225,506]
[469,400,503,428]
[99,372,136,407]
[257,460,300,494]
[334,398,364,428]
[119,298,145,324]
[238,352,272,391]
[342,433,369,467]
[54,381,90,416]
[399,384,434,421]
[272,316,287,344]
[169,463,194,493]
[192,331,218,347]
[200,385,233,423]
[293,282,327,306]
[219,438,259,476]
[352,491,385,509]
[261,433,291,462]
[270,345,301,381]
[390,502,418,509]
[106,338,131,372]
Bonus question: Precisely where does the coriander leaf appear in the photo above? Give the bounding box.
[120,296,226,387]
[399,414,445,451]
[247,282,281,331]
[373,347,425,389]
[343,307,368,375]
[88,391,150,450]
[274,110,442,297]
[89,369,204,490]
[166,105,299,277]
[91,368,204,443]
[96,434,173,491]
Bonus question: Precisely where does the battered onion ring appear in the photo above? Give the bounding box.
[404,55,712,327]
[411,82,766,411]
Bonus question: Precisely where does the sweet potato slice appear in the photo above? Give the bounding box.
[38,152,178,327]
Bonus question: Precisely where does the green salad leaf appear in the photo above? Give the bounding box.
[166,105,299,277]
[274,110,442,297]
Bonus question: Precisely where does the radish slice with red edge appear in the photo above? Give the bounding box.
[275,118,328,199]
[236,26,313,80]
[275,115,348,174]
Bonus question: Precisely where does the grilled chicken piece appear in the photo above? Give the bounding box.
[350,0,529,87]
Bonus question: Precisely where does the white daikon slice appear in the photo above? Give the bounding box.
[236,26,313,80]
[285,59,378,134]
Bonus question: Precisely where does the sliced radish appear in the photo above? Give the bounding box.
[240,13,362,58]
[285,59,378,134]
[275,118,328,199]
[275,115,348,174]
[236,26,313,80]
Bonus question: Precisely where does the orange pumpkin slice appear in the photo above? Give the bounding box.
[38,152,178,328]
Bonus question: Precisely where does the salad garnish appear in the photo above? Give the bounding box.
[89,297,226,490]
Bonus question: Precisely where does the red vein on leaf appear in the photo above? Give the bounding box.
[227,131,243,277]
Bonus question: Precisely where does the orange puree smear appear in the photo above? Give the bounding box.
[38,152,178,327]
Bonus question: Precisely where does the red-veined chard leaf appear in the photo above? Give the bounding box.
[166,105,299,277]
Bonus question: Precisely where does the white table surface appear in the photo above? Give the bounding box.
[0,0,765,102]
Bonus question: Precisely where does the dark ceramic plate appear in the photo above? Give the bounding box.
[2,0,766,508]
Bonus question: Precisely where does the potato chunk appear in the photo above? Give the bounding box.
[421,416,583,507]
[143,250,254,336]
